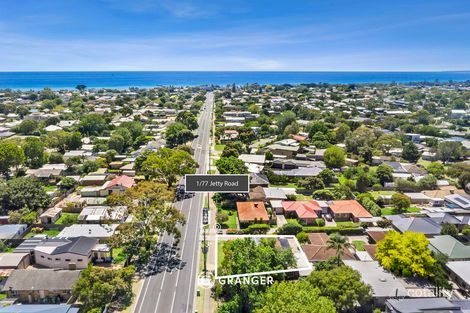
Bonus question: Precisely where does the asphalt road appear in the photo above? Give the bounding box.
[133,92,213,313]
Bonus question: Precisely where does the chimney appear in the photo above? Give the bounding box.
[254,203,258,208]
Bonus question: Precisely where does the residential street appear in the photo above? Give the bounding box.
[133,92,213,313]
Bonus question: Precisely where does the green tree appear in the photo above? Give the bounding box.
[375,164,394,185]
[376,231,435,277]
[79,114,107,135]
[108,134,126,153]
[277,111,296,134]
[298,176,325,190]
[215,156,248,174]
[426,162,445,179]
[217,238,296,312]
[0,177,50,212]
[437,141,464,162]
[327,233,350,265]
[345,126,376,154]
[176,111,198,130]
[80,160,100,174]
[108,182,184,260]
[307,266,372,313]
[391,193,411,213]
[65,131,82,150]
[277,222,303,235]
[48,152,64,163]
[59,177,77,190]
[418,175,438,190]
[323,146,346,168]
[73,265,135,312]
[75,84,87,91]
[16,119,38,135]
[23,137,45,169]
[431,252,452,296]
[318,169,336,185]
[8,207,37,224]
[441,223,459,237]
[0,142,25,177]
[141,148,198,187]
[165,122,193,147]
[402,142,420,163]
[254,281,336,313]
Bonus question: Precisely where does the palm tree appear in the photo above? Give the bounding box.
[327,233,350,265]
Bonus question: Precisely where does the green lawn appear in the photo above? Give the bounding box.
[217,241,224,268]
[112,247,128,264]
[352,240,365,251]
[270,183,298,188]
[335,221,359,227]
[43,185,57,192]
[381,207,421,215]
[0,293,6,300]
[55,213,79,225]
[24,229,61,239]
[214,144,225,151]
[287,219,301,225]
[369,191,396,198]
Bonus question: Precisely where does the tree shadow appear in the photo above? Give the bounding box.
[138,242,186,277]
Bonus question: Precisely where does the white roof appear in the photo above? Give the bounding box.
[343,261,408,298]
[58,224,118,238]
[447,261,470,285]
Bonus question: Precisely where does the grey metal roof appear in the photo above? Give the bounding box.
[386,215,441,235]
[386,298,465,313]
[2,269,81,291]
[0,305,79,313]
[36,236,98,256]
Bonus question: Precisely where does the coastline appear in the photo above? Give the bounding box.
[1,71,470,90]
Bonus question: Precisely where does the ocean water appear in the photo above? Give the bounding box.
[0,71,470,90]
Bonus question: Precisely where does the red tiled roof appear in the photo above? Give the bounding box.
[329,200,372,218]
[291,134,307,142]
[302,244,355,262]
[307,233,329,245]
[282,201,320,219]
[236,202,269,222]
[106,175,135,189]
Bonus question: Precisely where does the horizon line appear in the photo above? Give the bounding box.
[1,69,470,73]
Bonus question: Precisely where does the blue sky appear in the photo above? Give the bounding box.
[1,0,470,71]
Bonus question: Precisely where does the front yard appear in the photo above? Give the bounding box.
[24,228,61,239]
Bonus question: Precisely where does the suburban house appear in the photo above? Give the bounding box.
[0,225,28,240]
[102,175,135,194]
[265,143,299,158]
[57,224,119,241]
[385,298,470,313]
[249,173,269,188]
[429,235,470,261]
[281,201,321,225]
[2,269,81,303]
[0,253,30,270]
[40,207,62,224]
[328,200,372,222]
[385,215,442,236]
[236,202,269,225]
[78,206,127,224]
[344,260,408,306]
[34,236,99,269]
[446,261,470,292]
[301,233,355,262]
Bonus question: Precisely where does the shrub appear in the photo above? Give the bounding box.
[245,223,270,234]
[296,231,309,244]
[315,218,325,227]
[278,222,303,235]
[216,212,229,223]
